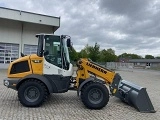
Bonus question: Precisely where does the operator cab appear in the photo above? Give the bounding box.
[36,34,72,74]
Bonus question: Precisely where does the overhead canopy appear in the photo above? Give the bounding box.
[0,7,60,31]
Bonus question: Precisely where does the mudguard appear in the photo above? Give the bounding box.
[16,74,58,93]
[77,77,105,97]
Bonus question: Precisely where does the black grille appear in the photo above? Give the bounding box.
[10,61,30,74]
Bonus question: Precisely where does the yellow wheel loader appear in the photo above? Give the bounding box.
[4,34,155,113]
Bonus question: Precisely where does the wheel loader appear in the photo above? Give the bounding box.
[3,34,155,113]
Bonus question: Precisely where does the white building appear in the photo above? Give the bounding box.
[0,7,60,69]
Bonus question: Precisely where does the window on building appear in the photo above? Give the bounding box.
[0,43,19,64]
[24,44,37,55]
[146,63,151,66]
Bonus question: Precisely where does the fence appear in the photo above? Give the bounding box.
[98,62,134,70]
[72,61,134,70]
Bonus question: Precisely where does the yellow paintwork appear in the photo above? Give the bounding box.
[30,54,43,75]
[8,54,43,78]
[75,58,116,88]
[75,67,90,87]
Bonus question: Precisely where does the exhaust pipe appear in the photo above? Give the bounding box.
[110,74,156,113]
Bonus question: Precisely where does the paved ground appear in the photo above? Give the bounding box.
[0,69,159,120]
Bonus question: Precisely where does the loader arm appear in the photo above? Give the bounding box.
[75,58,118,87]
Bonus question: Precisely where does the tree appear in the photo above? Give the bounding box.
[87,43,100,62]
[145,55,154,59]
[107,48,115,55]
[76,43,118,62]
[78,44,90,58]
[69,47,78,61]
[78,49,88,58]
[78,43,101,62]
[118,53,142,59]
[99,49,117,62]
[155,56,160,59]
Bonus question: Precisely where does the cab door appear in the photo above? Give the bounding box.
[43,35,63,75]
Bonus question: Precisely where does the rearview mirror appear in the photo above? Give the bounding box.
[67,38,71,47]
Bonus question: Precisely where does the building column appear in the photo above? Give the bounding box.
[19,22,24,57]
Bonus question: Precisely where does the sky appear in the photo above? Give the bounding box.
[0,0,160,57]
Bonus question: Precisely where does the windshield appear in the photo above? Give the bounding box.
[62,38,70,63]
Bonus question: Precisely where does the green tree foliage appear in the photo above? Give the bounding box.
[145,55,155,59]
[99,49,117,62]
[107,48,115,55]
[70,42,156,62]
[78,44,90,58]
[78,49,88,58]
[78,43,117,62]
[87,43,100,62]
[118,53,142,59]
[69,47,78,61]
[155,56,160,59]
[78,43,100,62]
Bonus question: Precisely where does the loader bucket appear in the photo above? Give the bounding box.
[116,80,155,113]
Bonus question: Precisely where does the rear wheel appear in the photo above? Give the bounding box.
[18,79,48,107]
[81,82,109,109]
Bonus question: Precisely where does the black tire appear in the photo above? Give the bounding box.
[81,82,109,109]
[18,79,48,107]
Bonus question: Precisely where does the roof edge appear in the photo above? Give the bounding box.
[0,6,60,19]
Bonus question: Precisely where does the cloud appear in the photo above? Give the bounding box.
[0,2,6,7]
[0,0,160,57]
[99,0,151,19]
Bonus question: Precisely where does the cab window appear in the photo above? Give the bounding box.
[44,36,62,68]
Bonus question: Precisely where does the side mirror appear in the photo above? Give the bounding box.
[67,38,71,47]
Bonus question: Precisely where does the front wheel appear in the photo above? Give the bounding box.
[81,82,109,109]
[18,79,48,107]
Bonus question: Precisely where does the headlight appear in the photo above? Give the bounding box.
[4,80,9,86]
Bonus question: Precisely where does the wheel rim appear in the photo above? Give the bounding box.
[24,86,40,102]
[88,88,103,104]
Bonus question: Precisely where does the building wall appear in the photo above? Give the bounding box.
[151,63,160,68]
[0,18,22,44]
[104,62,160,69]
[22,22,53,52]
[0,19,53,69]
[133,62,160,69]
